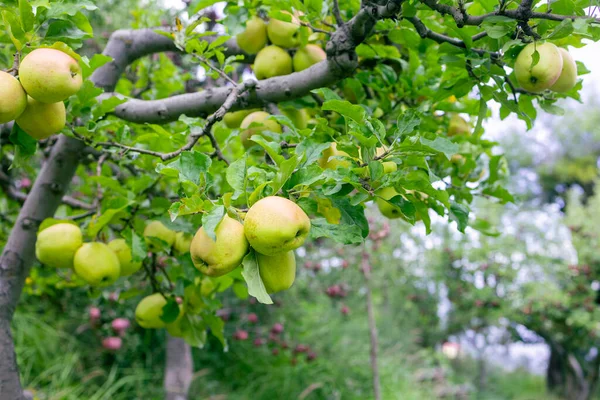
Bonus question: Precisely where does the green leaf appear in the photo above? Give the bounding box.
[201,205,224,241]
[449,202,469,232]
[309,217,364,244]
[296,140,332,168]
[2,10,26,50]
[10,123,37,157]
[87,202,132,238]
[396,110,421,137]
[156,151,212,185]
[201,311,227,349]
[241,251,273,305]
[481,16,517,39]
[19,0,35,32]
[81,53,112,78]
[160,298,180,324]
[226,154,247,192]
[322,100,366,123]
[420,136,459,160]
[191,0,223,14]
[547,19,574,40]
[123,228,147,263]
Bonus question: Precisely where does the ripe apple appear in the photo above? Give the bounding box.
[74,242,121,286]
[247,313,258,323]
[240,111,282,148]
[448,114,470,136]
[173,232,193,255]
[271,323,284,334]
[237,16,268,55]
[19,48,82,103]
[281,107,310,129]
[102,336,122,351]
[514,42,563,93]
[375,187,403,219]
[253,45,293,80]
[293,45,326,72]
[108,238,142,276]
[550,48,578,93]
[135,293,167,329]
[267,12,302,48]
[111,318,130,336]
[35,223,83,268]
[143,221,176,251]
[244,196,311,256]
[190,215,249,276]
[258,250,296,293]
[0,71,27,123]
[223,109,260,128]
[318,143,351,170]
[16,96,66,140]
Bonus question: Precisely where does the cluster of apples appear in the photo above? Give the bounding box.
[236,12,327,80]
[34,220,191,287]
[0,48,82,139]
[514,42,578,93]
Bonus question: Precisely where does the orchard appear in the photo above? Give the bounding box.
[0,1,599,399]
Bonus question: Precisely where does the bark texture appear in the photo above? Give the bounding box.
[164,335,194,400]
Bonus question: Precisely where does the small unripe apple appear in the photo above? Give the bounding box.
[448,114,470,136]
[173,232,193,255]
[550,48,578,93]
[143,221,176,251]
[74,242,121,286]
[253,45,293,80]
[281,108,310,129]
[258,251,297,293]
[102,336,122,351]
[240,111,282,148]
[318,143,351,170]
[223,109,260,129]
[375,187,403,219]
[36,223,83,268]
[0,71,27,123]
[108,239,142,276]
[16,96,66,140]
[135,293,168,329]
[237,17,268,55]
[19,48,83,103]
[267,12,306,48]
[514,42,563,93]
[293,45,326,72]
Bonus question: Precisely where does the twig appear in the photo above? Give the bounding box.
[193,54,237,85]
[332,0,344,26]
[300,22,331,35]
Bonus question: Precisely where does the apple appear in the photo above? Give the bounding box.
[0,71,27,123]
[293,45,326,72]
[223,109,260,128]
[253,45,293,80]
[143,221,176,251]
[550,48,578,93]
[16,96,66,140]
[135,293,168,329]
[237,16,268,55]
[19,48,82,103]
[258,250,296,294]
[248,313,258,323]
[375,187,403,219]
[267,12,302,48]
[111,318,130,336]
[108,239,142,276]
[35,223,83,268]
[102,336,122,351]
[448,114,470,136]
[200,277,216,297]
[165,305,186,337]
[173,232,193,255]
[514,42,563,93]
[271,323,284,334]
[184,283,205,314]
[281,107,309,129]
[74,242,121,286]
[318,143,351,170]
[240,111,282,148]
[233,329,249,340]
[244,196,311,255]
[359,147,397,176]
[190,215,249,276]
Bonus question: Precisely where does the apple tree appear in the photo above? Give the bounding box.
[0,0,599,398]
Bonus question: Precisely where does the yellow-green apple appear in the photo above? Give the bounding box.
[16,96,66,139]
[550,48,578,93]
[223,109,260,128]
[318,143,351,170]
[0,71,27,123]
[281,107,309,129]
[253,45,293,79]
[108,238,142,276]
[375,187,403,219]
[173,232,193,255]
[190,215,249,276]
[258,250,296,294]
[240,111,282,148]
[35,223,82,268]
[267,12,301,48]
[74,242,121,286]
[514,42,563,93]
[19,48,82,103]
[244,196,311,255]
[135,293,167,329]
[448,114,470,136]
[143,221,176,251]
[293,45,326,72]
[237,16,268,55]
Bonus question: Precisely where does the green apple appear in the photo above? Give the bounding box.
[375,187,403,219]
[223,109,260,128]
[108,239,142,276]
[318,143,351,170]
[244,196,311,256]
[281,107,309,129]
[0,71,27,123]
[258,250,296,294]
[135,293,167,329]
[240,111,282,148]
[16,96,66,140]
[237,16,268,55]
[173,232,193,255]
[74,242,121,286]
[201,278,216,297]
[293,45,326,72]
[267,12,302,48]
[514,42,563,93]
[144,221,176,251]
[35,223,82,268]
[253,45,293,80]
[190,215,249,276]
[19,48,82,103]
[184,283,205,314]
[550,48,577,93]
[447,114,470,136]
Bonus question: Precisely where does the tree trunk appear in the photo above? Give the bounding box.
[546,345,599,400]
[164,334,193,400]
